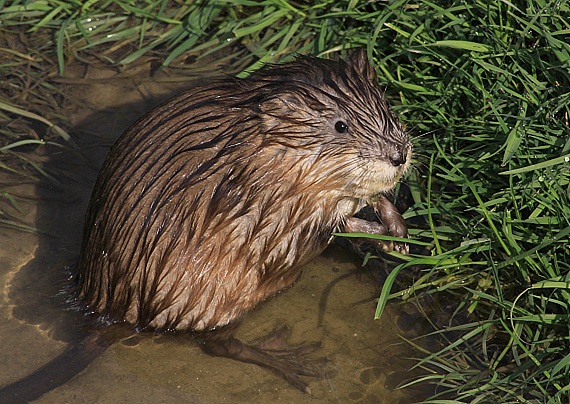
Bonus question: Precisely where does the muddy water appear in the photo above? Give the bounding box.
[0,62,422,403]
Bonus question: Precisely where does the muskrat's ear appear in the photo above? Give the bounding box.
[259,93,304,114]
[348,48,377,83]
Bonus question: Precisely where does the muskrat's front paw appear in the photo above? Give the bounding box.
[370,194,408,254]
[344,217,406,254]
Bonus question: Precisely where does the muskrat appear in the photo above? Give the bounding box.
[0,49,411,402]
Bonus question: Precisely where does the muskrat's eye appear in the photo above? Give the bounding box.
[335,120,349,134]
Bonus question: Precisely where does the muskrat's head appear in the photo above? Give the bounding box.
[235,49,412,199]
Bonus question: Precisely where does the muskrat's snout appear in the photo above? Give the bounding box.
[389,143,411,167]
[383,134,413,171]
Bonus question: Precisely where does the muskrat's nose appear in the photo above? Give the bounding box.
[389,147,408,167]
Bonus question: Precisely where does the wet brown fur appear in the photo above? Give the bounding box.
[75,50,411,335]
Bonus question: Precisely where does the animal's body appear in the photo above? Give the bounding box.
[0,49,411,402]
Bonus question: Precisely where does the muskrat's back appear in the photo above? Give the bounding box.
[76,50,411,333]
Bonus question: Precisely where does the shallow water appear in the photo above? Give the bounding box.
[0,61,425,403]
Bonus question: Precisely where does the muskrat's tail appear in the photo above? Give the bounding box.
[0,328,116,404]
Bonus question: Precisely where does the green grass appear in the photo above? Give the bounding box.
[366,1,570,401]
[1,0,569,402]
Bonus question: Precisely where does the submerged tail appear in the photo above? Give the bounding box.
[0,331,111,404]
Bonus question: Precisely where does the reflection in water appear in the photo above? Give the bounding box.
[0,63,425,403]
